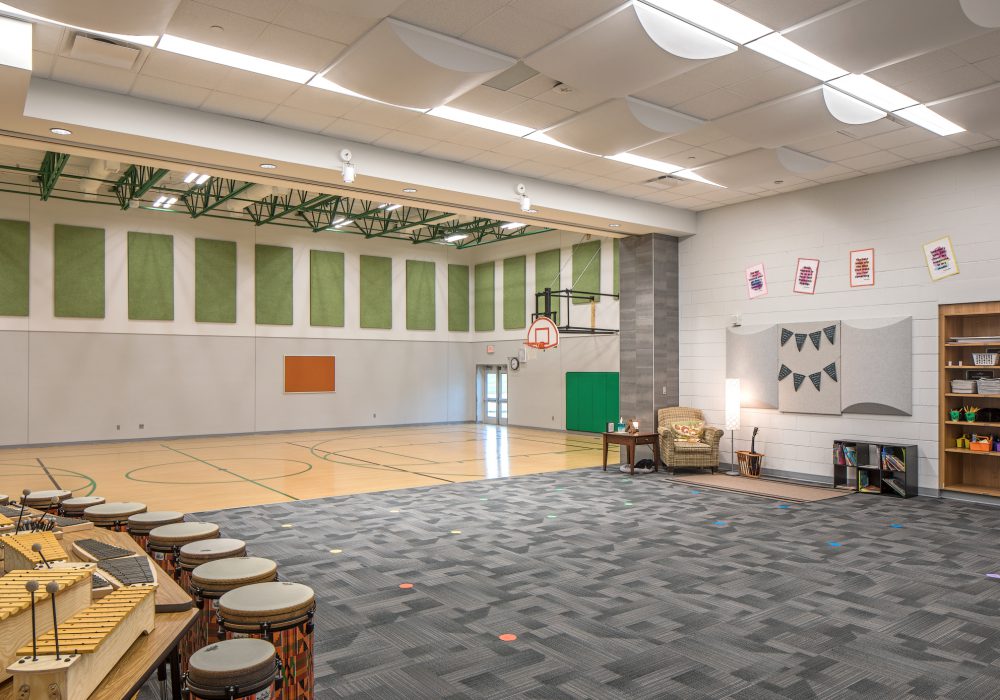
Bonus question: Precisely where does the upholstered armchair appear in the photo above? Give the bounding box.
[657,407,724,473]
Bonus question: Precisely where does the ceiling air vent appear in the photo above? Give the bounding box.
[643,174,684,188]
[68,33,141,70]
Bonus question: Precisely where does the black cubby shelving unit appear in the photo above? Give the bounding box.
[832,440,918,498]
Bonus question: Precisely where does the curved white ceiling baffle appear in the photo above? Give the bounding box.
[0,0,178,40]
[713,87,884,150]
[785,0,992,74]
[960,0,1000,27]
[542,97,703,156]
[688,148,832,189]
[318,18,515,111]
[524,2,735,99]
[932,85,1000,137]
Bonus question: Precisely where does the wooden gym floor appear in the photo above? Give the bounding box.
[0,424,606,512]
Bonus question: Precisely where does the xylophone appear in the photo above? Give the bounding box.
[1,532,68,573]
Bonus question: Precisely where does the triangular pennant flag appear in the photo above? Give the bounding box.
[778,364,792,381]
[809,330,822,350]
[824,362,838,382]
[809,372,822,391]
[795,333,806,351]
[780,328,793,346]
[824,325,836,345]
[793,373,805,391]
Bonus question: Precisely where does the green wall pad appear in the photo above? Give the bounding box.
[448,264,469,332]
[503,256,526,330]
[0,219,29,316]
[406,259,436,330]
[195,238,236,323]
[535,248,560,316]
[566,372,620,433]
[474,261,495,332]
[310,250,345,327]
[54,224,105,318]
[360,255,392,329]
[255,244,293,325]
[128,232,174,320]
[572,240,602,305]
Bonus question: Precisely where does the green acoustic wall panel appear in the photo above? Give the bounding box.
[360,255,392,329]
[54,224,105,318]
[572,240,602,305]
[406,259,436,331]
[535,248,560,317]
[474,261,495,332]
[503,255,526,330]
[565,372,620,433]
[448,264,469,332]
[128,231,174,321]
[195,238,236,323]
[255,244,293,325]
[613,238,620,297]
[0,219,29,316]
[310,250,345,327]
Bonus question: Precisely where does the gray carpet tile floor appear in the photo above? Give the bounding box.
[145,468,1000,699]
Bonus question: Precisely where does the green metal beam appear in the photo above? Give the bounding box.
[183,178,256,218]
[456,225,554,249]
[245,190,337,225]
[37,152,70,201]
[113,165,169,210]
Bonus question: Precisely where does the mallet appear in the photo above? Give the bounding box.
[32,542,52,569]
[45,581,61,660]
[15,488,31,533]
[25,580,39,660]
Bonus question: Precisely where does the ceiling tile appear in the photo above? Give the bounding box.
[374,130,440,154]
[894,64,995,103]
[726,66,818,104]
[811,140,880,162]
[263,105,335,132]
[670,123,732,147]
[790,131,855,152]
[889,139,970,160]
[461,8,567,58]
[678,47,779,88]
[216,69,300,102]
[948,130,996,147]
[869,48,967,87]
[341,102,421,130]
[392,0,511,36]
[196,0,291,22]
[499,99,575,129]
[835,119,904,139]
[608,182,662,198]
[201,92,278,120]
[571,157,632,177]
[130,74,211,108]
[976,55,1000,80]
[634,71,721,109]
[166,1,268,51]
[32,23,65,54]
[949,29,1000,63]
[836,150,909,171]
[463,151,524,170]
[322,119,392,144]
[503,160,562,178]
[140,50,231,90]
[31,51,55,78]
[862,125,938,150]
[630,137,699,159]
[51,57,137,94]
[253,25,345,72]
[418,142,484,162]
[282,86,362,117]
[446,86,527,114]
[395,114,475,141]
[673,89,760,121]
[508,73,560,98]
[704,135,757,156]
[506,0,622,30]
[274,0,381,45]
[910,146,970,163]
[532,83,608,112]
[727,0,859,32]
[576,175,623,193]
[514,143,592,168]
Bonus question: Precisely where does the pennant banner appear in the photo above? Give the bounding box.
[795,333,806,351]
[780,328,793,346]
[824,325,836,345]
[809,372,822,391]
[809,330,822,350]
[793,373,805,391]
[824,362,838,382]
[778,364,792,381]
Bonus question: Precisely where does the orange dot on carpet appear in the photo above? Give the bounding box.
[498,633,517,642]
[399,583,414,589]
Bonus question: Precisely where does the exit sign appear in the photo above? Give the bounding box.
[486,345,495,354]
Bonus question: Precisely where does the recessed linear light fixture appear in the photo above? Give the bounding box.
[607,152,683,174]
[827,74,917,112]
[642,0,772,43]
[157,34,314,83]
[380,204,402,211]
[745,33,847,82]
[445,233,468,243]
[609,223,621,228]
[402,188,417,193]
[673,168,724,187]
[151,196,178,209]
[195,174,210,185]
[325,218,353,230]
[427,106,534,137]
[501,222,526,230]
[49,127,72,136]
[524,131,588,153]
[894,104,965,136]
[259,163,277,169]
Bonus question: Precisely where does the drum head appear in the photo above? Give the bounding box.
[63,496,105,508]
[180,538,246,563]
[127,511,185,533]
[149,521,219,546]
[25,489,72,505]
[187,638,276,693]
[219,581,314,624]
[84,502,147,519]
[192,557,277,591]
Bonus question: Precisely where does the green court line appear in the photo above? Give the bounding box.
[160,445,299,501]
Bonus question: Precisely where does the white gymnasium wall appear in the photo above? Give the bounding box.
[680,147,1000,494]
[0,195,619,445]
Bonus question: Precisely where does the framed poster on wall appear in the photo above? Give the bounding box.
[745,263,767,299]
[850,248,875,287]
[793,258,819,294]
[923,236,959,281]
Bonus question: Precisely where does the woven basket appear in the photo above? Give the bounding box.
[972,352,998,366]
[736,451,764,478]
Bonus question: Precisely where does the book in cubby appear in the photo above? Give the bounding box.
[832,440,917,497]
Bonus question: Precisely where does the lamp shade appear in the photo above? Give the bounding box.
[725,378,741,430]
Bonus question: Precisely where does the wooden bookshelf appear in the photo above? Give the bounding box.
[939,302,1000,498]
[832,439,917,497]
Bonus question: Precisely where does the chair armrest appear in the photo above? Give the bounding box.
[703,427,724,447]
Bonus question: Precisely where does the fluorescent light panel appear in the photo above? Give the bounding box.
[194,173,210,185]
[157,34,314,83]
[381,204,402,211]
[524,131,589,153]
[673,169,725,187]
[641,0,772,43]
[607,152,683,174]
[445,233,468,242]
[183,172,198,184]
[745,33,847,82]
[427,106,534,137]
[501,222,526,230]
[828,74,917,112]
[894,104,965,136]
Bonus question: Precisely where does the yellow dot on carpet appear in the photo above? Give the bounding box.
[329,549,342,554]
[450,530,462,534]
[281,524,294,528]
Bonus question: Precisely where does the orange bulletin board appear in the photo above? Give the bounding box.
[284,355,335,393]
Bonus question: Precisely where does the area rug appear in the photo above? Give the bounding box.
[664,472,851,502]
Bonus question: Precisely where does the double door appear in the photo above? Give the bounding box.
[478,365,508,425]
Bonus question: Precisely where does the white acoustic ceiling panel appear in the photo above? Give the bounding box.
[542,97,703,156]
[690,148,832,189]
[932,85,1000,137]
[785,0,994,74]
[525,2,736,99]
[714,87,885,149]
[320,18,515,110]
[0,0,179,36]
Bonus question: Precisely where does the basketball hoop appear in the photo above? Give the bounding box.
[526,316,559,350]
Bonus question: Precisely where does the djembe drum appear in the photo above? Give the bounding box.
[23,489,72,511]
[61,496,105,518]
[147,521,219,580]
[185,638,282,700]
[127,510,185,551]
[191,557,278,650]
[179,538,247,593]
[83,501,147,531]
[218,581,314,699]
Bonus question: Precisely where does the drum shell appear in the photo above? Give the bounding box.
[191,558,278,649]
[185,639,280,700]
[148,522,219,580]
[83,502,147,531]
[61,496,105,517]
[127,511,185,550]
